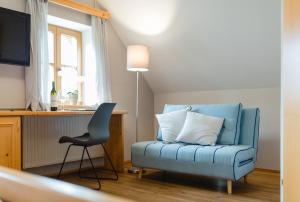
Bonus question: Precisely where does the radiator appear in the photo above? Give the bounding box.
[22,115,104,169]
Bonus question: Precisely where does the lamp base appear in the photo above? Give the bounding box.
[127,167,145,174]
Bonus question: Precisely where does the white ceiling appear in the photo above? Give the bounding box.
[100,0,281,93]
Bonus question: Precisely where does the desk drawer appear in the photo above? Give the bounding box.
[0,117,21,170]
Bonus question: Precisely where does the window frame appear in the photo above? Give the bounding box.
[48,24,83,105]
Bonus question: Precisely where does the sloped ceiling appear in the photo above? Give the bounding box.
[100,0,281,93]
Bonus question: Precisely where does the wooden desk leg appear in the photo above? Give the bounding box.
[104,114,124,173]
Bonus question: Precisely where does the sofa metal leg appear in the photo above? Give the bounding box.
[138,168,143,179]
[244,175,248,184]
[227,180,232,194]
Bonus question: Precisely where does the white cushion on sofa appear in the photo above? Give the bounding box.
[156,110,187,143]
[176,112,224,145]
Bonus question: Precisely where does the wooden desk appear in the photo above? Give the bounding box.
[0,110,127,173]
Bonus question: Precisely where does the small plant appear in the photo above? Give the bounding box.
[67,90,79,105]
[67,90,78,96]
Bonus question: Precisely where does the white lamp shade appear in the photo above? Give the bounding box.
[127,45,149,72]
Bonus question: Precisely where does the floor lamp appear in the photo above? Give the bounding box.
[127,45,150,174]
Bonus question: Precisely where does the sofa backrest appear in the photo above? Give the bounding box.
[239,108,260,161]
[156,103,243,145]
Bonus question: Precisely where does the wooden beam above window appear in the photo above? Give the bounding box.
[49,0,110,20]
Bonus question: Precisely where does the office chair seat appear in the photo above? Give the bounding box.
[59,133,96,147]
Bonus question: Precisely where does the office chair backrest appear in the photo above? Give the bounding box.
[88,102,116,142]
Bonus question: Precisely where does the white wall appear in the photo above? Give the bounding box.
[0,0,154,161]
[138,74,155,141]
[154,88,280,170]
[101,0,281,93]
[0,0,26,109]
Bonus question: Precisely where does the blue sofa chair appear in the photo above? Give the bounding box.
[131,104,260,194]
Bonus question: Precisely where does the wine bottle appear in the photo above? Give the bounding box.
[50,81,58,111]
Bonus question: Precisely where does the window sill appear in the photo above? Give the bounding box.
[58,104,95,111]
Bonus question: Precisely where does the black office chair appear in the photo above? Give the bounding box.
[57,102,118,190]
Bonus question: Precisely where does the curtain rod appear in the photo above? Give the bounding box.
[49,0,110,20]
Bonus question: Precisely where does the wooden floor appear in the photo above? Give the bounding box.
[60,168,280,202]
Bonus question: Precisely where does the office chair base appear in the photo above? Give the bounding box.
[57,144,118,190]
[78,144,118,180]
[57,144,102,190]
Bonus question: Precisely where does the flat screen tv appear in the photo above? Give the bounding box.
[0,7,30,66]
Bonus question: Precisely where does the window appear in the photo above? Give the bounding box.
[48,24,83,104]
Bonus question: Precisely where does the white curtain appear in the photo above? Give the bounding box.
[25,0,50,111]
[90,16,112,105]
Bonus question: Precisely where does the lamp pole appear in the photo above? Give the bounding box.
[136,71,139,143]
[126,45,149,174]
[128,71,141,174]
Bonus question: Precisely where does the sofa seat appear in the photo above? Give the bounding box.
[132,141,255,181]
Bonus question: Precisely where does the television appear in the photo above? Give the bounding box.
[0,7,30,66]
